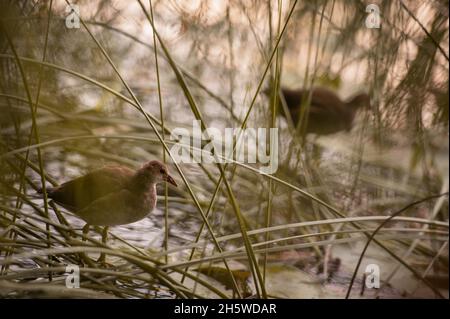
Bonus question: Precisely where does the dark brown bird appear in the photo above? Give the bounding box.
[39,160,177,262]
[273,87,370,135]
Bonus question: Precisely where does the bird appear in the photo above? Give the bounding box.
[270,86,370,135]
[38,160,177,263]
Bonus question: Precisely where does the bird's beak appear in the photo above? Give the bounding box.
[165,174,178,187]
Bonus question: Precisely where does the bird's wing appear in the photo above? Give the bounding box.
[48,166,135,212]
[74,189,147,226]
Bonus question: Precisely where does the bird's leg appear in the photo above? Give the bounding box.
[82,224,90,241]
[97,226,109,265]
[78,224,93,266]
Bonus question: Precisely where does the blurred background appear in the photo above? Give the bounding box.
[0,0,448,299]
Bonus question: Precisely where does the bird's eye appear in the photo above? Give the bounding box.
[160,169,165,174]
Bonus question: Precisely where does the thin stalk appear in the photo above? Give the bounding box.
[148,0,169,265]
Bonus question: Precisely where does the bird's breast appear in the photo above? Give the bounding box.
[139,190,157,212]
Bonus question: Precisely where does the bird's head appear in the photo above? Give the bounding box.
[140,160,178,187]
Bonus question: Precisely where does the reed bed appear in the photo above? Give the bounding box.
[0,0,448,299]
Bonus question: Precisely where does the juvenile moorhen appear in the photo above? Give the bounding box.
[39,160,177,262]
[273,87,370,135]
